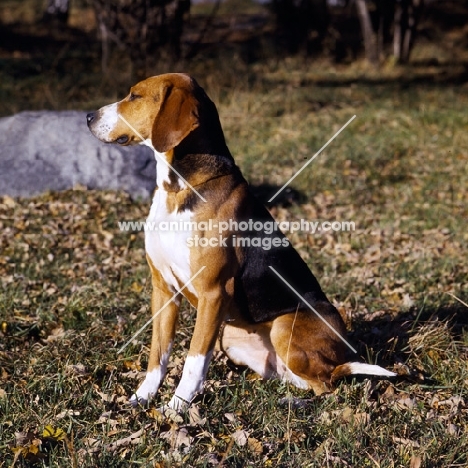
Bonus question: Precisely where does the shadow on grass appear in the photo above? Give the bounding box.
[347,302,468,386]
[250,183,305,208]
[263,63,468,88]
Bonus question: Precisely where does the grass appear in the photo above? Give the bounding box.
[1,6,468,467]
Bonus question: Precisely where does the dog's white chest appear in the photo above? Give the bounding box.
[145,188,195,295]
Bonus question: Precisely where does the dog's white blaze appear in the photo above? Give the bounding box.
[154,149,173,187]
[169,353,211,408]
[348,362,396,377]
[141,143,187,189]
[130,345,172,404]
[92,102,119,140]
[140,142,169,184]
[145,183,195,296]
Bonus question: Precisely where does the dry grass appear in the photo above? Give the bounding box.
[1,3,468,466]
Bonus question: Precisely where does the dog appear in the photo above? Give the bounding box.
[87,73,395,411]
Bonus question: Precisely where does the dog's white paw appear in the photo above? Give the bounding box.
[168,395,190,412]
[129,393,148,407]
[129,369,162,406]
[157,395,189,415]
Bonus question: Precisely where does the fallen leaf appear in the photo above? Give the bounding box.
[95,390,115,403]
[447,424,459,436]
[106,424,151,452]
[248,437,263,454]
[396,396,417,410]
[224,412,236,423]
[44,327,66,342]
[438,395,465,410]
[121,370,144,380]
[123,360,141,371]
[65,364,87,375]
[11,432,45,463]
[341,407,353,422]
[232,429,249,447]
[56,409,80,420]
[2,195,15,208]
[402,293,414,308]
[160,426,193,450]
[188,404,206,426]
[158,407,184,423]
[131,281,144,293]
[43,425,66,441]
[392,436,420,448]
[147,407,164,423]
[14,431,36,446]
[410,455,422,468]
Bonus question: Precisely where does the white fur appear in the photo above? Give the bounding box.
[145,149,195,296]
[225,345,272,378]
[276,356,310,389]
[141,141,187,189]
[92,103,119,141]
[154,149,180,187]
[225,344,309,390]
[141,147,199,410]
[167,353,212,410]
[140,141,170,185]
[348,362,396,377]
[130,346,172,405]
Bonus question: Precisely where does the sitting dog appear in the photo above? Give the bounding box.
[87,73,395,411]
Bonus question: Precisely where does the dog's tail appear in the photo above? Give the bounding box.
[331,362,396,383]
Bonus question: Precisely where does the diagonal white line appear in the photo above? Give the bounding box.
[268,266,357,353]
[268,115,356,202]
[447,292,468,309]
[117,266,206,354]
[118,114,207,202]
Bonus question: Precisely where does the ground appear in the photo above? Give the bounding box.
[0,1,467,466]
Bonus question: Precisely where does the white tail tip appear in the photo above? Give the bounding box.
[348,362,397,377]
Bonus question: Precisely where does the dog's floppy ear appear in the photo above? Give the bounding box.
[151,85,199,153]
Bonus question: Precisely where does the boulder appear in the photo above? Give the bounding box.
[0,111,156,199]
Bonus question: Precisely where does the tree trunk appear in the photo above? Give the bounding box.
[92,0,190,78]
[393,0,424,63]
[355,0,379,65]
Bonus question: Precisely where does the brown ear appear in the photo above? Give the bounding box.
[151,85,199,153]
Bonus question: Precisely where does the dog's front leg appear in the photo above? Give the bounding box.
[130,271,180,406]
[165,291,224,412]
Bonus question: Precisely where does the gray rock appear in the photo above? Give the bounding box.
[0,111,156,199]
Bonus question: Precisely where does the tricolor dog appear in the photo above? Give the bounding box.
[87,73,395,411]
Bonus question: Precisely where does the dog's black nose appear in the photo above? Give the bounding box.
[86,112,95,125]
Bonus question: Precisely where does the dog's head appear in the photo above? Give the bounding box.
[87,73,218,153]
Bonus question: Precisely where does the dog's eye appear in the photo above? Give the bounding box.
[129,93,141,101]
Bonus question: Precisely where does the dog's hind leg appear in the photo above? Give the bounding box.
[219,320,279,380]
[269,305,348,395]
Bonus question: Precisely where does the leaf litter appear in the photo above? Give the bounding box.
[0,129,466,467]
